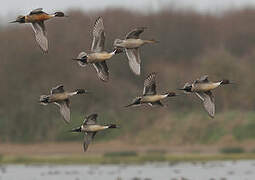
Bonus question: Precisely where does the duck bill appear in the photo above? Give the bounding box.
[177,88,185,90]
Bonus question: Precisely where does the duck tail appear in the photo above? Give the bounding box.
[39,95,50,105]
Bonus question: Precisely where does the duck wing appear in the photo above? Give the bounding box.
[51,85,65,94]
[83,113,98,125]
[195,91,215,118]
[29,8,44,15]
[31,21,48,53]
[91,17,105,53]
[83,132,97,152]
[194,75,209,84]
[93,61,109,82]
[125,48,141,75]
[55,99,71,123]
[143,72,157,95]
[126,27,146,39]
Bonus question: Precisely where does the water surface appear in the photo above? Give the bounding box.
[0,160,254,180]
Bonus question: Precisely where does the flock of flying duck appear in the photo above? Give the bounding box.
[11,8,233,151]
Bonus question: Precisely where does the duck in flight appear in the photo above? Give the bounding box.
[178,75,233,118]
[125,72,177,107]
[113,27,158,75]
[69,113,118,152]
[72,17,123,82]
[10,8,67,53]
[39,85,89,123]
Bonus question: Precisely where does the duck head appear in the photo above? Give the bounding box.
[221,79,233,85]
[69,127,82,132]
[54,12,67,17]
[178,83,192,93]
[72,52,88,66]
[10,15,25,23]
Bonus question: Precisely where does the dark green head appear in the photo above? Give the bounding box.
[75,89,90,94]
[113,48,124,54]
[54,12,66,17]
[178,83,192,92]
[221,79,232,85]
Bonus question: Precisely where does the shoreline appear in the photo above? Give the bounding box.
[1,153,255,165]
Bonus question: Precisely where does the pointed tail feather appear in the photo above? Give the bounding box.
[108,124,118,128]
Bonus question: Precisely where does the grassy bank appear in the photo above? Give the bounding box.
[2,153,255,165]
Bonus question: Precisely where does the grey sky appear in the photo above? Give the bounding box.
[3,0,255,18]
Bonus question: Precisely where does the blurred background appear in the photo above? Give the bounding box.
[1,0,255,156]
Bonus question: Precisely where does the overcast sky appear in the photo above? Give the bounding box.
[3,0,255,18]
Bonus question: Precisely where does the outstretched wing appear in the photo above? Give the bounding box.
[195,91,215,118]
[125,27,146,39]
[83,113,98,125]
[93,61,109,82]
[29,8,44,15]
[31,21,48,53]
[91,17,105,52]
[194,75,209,84]
[125,48,141,75]
[55,99,71,123]
[51,85,64,94]
[143,72,157,95]
[83,132,97,152]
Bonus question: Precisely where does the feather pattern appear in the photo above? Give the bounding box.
[125,27,146,39]
[83,132,96,152]
[55,99,71,123]
[83,114,98,125]
[195,91,215,118]
[51,85,64,94]
[31,21,48,53]
[125,48,141,75]
[91,17,105,52]
[143,72,157,95]
[93,61,109,82]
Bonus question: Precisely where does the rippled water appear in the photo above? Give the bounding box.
[0,160,255,180]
